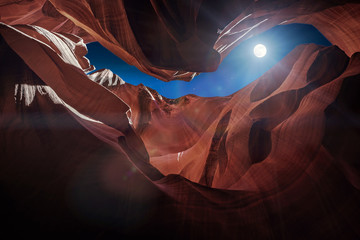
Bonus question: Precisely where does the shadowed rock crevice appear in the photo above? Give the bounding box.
[136,86,153,134]
[248,119,272,164]
[306,45,349,86]
[323,73,360,190]
[117,135,164,181]
[42,0,62,18]
[218,131,229,175]
[200,110,231,187]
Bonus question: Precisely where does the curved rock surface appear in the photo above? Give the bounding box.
[0,0,92,41]
[1,0,360,239]
[103,43,360,192]
[1,21,359,238]
[1,0,359,81]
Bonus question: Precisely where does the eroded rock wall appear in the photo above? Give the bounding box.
[1,1,360,81]
[1,1,360,239]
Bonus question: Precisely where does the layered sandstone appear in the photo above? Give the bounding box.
[1,22,359,238]
[1,0,360,239]
[1,1,360,81]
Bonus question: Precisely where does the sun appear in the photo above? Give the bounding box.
[254,44,267,58]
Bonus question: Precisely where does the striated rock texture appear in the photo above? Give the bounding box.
[103,42,360,194]
[0,23,165,237]
[1,21,360,239]
[1,0,360,239]
[0,0,91,41]
[1,0,359,81]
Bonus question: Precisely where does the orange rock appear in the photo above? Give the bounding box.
[1,1,360,239]
[1,1,359,81]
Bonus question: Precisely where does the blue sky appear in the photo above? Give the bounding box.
[86,24,331,99]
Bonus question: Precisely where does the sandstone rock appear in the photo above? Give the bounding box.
[1,1,360,81]
[1,1,360,239]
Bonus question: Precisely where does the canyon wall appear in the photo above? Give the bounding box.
[1,1,360,239]
[1,0,360,81]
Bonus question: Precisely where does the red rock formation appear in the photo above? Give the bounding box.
[90,43,360,239]
[1,0,360,239]
[0,0,92,41]
[1,21,359,238]
[0,23,165,237]
[103,43,360,193]
[1,1,360,81]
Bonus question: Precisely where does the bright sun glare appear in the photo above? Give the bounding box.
[254,44,267,58]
